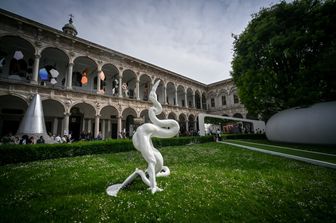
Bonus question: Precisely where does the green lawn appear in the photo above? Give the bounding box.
[1,142,336,222]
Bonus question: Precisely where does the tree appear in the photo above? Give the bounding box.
[231,0,336,120]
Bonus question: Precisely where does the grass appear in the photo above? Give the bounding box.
[239,139,336,154]
[225,139,336,164]
[1,142,336,222]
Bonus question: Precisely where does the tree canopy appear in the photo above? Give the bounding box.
[231,0,336,120]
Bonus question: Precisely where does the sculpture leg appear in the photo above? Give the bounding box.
[147,161,163,194]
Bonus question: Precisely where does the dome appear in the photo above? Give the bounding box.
[62,17,78,36]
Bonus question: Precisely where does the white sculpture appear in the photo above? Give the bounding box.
[106,80,180,196]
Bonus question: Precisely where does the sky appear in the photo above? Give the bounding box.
[0,0,284,84]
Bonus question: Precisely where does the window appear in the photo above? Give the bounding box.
[234,94,239,104]
[211,98,215,107]
[222,96,226,106]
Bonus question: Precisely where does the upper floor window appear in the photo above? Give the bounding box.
[234,94,239,104]
[222,96,226,106]
[211,98,215,107]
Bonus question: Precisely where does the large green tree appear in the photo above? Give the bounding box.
[232,0,336,120]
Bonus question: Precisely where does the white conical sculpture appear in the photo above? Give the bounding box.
[17,93,47,135]
[107,80,180,196]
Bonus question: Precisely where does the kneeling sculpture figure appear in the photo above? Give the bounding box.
[106,80,180,196]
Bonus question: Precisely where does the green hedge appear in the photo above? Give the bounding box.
[0,136,213,165]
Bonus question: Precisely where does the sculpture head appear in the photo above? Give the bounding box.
[149,80,160,101]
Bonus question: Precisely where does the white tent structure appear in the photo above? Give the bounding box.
[198,113,265,136]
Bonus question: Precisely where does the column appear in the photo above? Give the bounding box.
[194,120,197,131]
[164,86,167,105]
[175,86,178,106]
[200,93,203,110]
[82,118,86,132]
[52,117,58,136]
[136,79,140,100]
[185,91,188,108]
[108,119,112,138]
[67,62,74,89]
[63,112,70,136]
[94,115,100,138]
[102,119,106,139]
[192,92,196,108]
[97,71,101,93]
[88,119,92,135]
[186,120,189,132]
[118,75,123,98]
[117,115,122,137]
[31,54,41,84]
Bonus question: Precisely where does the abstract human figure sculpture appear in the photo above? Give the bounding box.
[106,80,180,196]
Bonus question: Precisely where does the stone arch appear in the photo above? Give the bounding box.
[186,87,193,108]
[178,113,186,135]
[101,63,119,96]
[42,99,65,136]
[195,90,201,109]
[177,85,185,107]
[0,35,35,82]
[188,114,196,132]
[72,56,98,92]
[40,47,69,88]
[140,109,150,123]
[0,95,28,136]
[166,82,176,105]
[100,105,119,139]
[207,91,217,108]
[122,107,137,137]
[167,112,177,120]
[122,69,137,99]
[69,102,96,140]
[201,92,207,110]
[139,74,151,101]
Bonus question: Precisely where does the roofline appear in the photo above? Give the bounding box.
[0,8,231,88]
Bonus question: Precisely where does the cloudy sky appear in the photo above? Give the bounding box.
[0,0,284,84]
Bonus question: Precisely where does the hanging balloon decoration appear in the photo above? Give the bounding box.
[49,69,59,85]
[81,68,89,85]
[39,68,49,81]
[99,70,105,81]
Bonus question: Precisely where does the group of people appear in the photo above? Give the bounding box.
[0,133,46,145]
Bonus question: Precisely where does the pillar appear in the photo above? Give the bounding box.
[97,70,101,93]
[67,62,74,89]
[102,119,106,139]
[192,92,196,108]
[108,119,112,138]
[31,54,41,84]
[82,118,86,132]
[175,85,178,106]
[94,115,100,138]
[63,112,70,136]
[52,117,58,136]
[136,79,140,100]
[118,75,122,98]
[88,119,92,135]
[185,91,188,108]
[200,93,203,110]
[117,115,122,137]
[164,86,167,105]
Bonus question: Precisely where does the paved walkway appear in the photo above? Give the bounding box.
[219,141,336,169]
